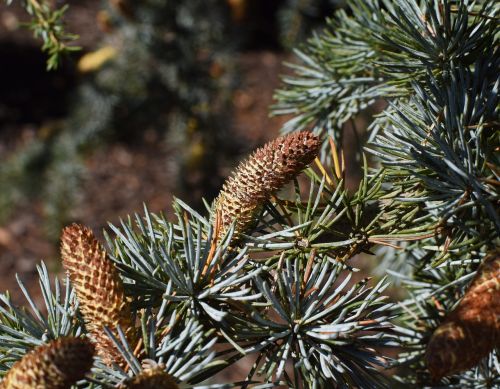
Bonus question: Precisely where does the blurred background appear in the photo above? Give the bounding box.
[0,0,346,299]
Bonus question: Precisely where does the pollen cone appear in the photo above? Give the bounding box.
[215,131,320,243]
[61,223,135,366]
[118,367,178,389]
[0,337,94,389]
[426,253,500,379]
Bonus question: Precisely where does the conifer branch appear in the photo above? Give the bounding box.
[0,1,498,387]
[0,262,83,375]
[3,0,79,69]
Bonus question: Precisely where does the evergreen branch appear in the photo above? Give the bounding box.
[369,60,500,266]
[4,0,80,69]
[1,1,498,385]
[0,263,83,375]
[92,316,227,388]
[249,256,397,387]
[273,0,499,151]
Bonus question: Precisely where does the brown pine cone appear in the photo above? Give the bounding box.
[0,337,94,389]
[60,224,135,366]
[425,253,500,379]
[214,131,320,243]
[118,367,178,389]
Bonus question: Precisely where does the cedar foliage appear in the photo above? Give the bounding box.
[0,0,499,388]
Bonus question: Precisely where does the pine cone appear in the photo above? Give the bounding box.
[425,253,500,379]
[60,224,135,366]
[0,337,94,389]
[118,367,178,389]
[215,131,320,242]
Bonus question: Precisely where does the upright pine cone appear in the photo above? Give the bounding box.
[118,367,178,389]
[214,131,320,242]
[425,253,500,380]
[0,337,94,389]
[61,224,135,366]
